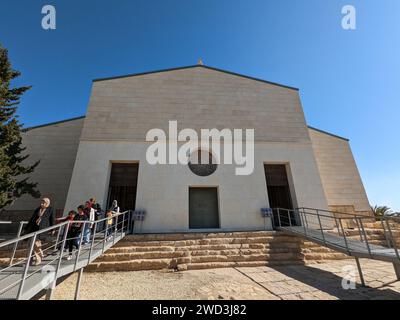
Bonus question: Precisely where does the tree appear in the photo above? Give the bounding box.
[371,205,392,218]
[0,44,40,211]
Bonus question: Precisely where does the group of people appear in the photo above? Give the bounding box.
[24,197,121,265]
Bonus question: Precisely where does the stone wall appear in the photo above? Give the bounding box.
[0,117,84,222]
[309,128,371,215]
[82,66,310,143]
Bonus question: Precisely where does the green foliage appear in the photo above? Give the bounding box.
[0,44,40,210]
[371,205,392,218]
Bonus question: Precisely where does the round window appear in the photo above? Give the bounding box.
[188,149,218,177]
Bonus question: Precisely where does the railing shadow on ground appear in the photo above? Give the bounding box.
[268,263,400,300]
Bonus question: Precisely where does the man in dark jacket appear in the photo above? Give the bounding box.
[25,198,55,265]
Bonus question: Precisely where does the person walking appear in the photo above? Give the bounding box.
[109,200,120,233]
[109,200,120,213]
[65,209,86,261]
[24,198,55,266]
[83,201,95,244]
[105,210,114,241]
[55,210,76,252]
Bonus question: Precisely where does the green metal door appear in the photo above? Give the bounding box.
[189,188,220,229]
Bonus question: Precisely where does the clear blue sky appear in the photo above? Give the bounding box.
[1,0,399,211]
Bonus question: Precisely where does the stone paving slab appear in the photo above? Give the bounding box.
[44,259,400,300]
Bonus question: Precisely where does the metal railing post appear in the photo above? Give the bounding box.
[355,257,366,287]
[9,221,25,266]
[334,217,341,236]
[304,209,309,228]
[74,267,84,300]
[354,218,364,242]
[51,223,69,296]
[299,209,308,237]
[269,209,275,230]
[102,223,108,253]
[113,215,118,245]
[287,210,292,227]
[74,223,86,271]
[16,234,37,300]
[277,209,282,227]
[317,212,326,245]
[380,218,391,248]
[338,219,351,255]
[385,218,400,260]
[54,222,63,253]
[121,212,126,235]
[359,219,372,257]
[88,221,97,263]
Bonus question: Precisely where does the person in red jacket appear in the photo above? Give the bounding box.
[55,211,76,252]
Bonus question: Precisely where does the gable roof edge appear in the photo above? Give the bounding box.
[92,65,299,91]
[23,116,86,132]
[308,126,349,142]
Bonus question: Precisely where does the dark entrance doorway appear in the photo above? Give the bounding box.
[264,164,297,226]
[189,187,220,229]
[107,163,139,212]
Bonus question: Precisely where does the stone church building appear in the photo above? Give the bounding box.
[2,65,371,232]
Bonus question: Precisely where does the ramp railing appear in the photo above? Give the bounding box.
[273,207,400,286]
[273,207,400,261]
[0,210,131,300]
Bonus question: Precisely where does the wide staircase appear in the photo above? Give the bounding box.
[87,231,305,272]
[86,231,353,272]
[86,216,400,273]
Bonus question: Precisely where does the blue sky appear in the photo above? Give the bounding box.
[1,0,399,211]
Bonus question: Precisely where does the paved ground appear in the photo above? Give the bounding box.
[46,259,400,300]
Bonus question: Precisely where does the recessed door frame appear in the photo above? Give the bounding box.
[263,162,300,226]
[188,186,221,230]
[105,161,140,212]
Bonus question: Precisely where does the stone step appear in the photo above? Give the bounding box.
[116,236,303,248]
[108,242,303,254]
[96,248,303,262]
[188,253,303,264]
[363,222,400,229]
[344,229,386,236]
[303,252,349,261]
[302,247,339,254]
[122,231,284,242]
[87,259,172,272]
[87,258,306,272]
[347,235,386,241]
[97,251,188,261]
[184,260,305,271]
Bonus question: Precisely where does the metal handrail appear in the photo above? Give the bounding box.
[298,207,373,220]
[0,210,129,300]
[273,207,400,261]
[0,221,69,249]
[0,211,124,249]
[298,207,371,219]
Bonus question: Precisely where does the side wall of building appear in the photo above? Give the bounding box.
[0,118,84,222]
[309,128,371,215]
